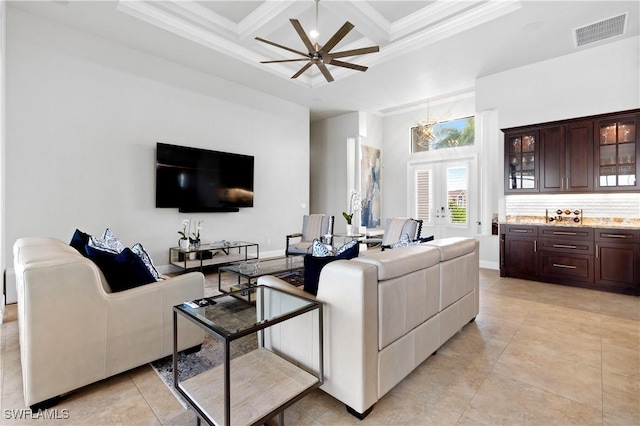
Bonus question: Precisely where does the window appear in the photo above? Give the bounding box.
[411,116,475,152]
[446,166,468,225]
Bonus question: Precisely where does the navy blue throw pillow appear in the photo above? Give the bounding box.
[336,240,359,259]
[70,229,91,256]
[303,255,337,296]
[85,245,156,292]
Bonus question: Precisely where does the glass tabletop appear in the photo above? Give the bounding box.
[175,285,317,339]
[220,256,304,278]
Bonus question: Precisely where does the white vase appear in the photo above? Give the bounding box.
[346,224,353,235]
[179,239,189,250]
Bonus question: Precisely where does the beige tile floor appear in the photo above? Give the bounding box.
[1,269,639,425]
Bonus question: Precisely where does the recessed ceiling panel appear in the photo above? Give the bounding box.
[196,0,264,24]
[368,1,436,23]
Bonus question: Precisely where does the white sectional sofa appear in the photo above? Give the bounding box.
[13,237,205,408]
[257,237,479,418]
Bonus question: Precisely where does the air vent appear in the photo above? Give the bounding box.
[574,13,627,47]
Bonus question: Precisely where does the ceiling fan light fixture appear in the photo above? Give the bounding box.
[255,0,379,83]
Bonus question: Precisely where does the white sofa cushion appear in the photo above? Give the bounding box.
[353,245,440,280]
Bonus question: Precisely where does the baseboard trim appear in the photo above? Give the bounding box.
[480,260,499,270]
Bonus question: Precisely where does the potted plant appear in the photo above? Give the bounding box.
[190,220,203,249]
[342,191,362,235]
[178,219,190,250]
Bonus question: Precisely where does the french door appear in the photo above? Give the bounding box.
[409,158,477,240]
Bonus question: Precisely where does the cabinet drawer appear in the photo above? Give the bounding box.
[539,226,593,241]
[538,239,594,255]
[539,252,593,282]
[595,228,640,244]
[502,224,537,237]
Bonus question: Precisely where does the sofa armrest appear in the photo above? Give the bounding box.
[316,260,379,415]
[104,272,205,374]
[258,275,314,300]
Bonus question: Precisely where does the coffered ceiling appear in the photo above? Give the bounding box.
[10,1,640,120]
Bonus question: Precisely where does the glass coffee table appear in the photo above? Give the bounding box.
[218,256,304,303]
[173,286,323,426]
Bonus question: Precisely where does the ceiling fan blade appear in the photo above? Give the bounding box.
[290,19,316,54]
[319,21,354,54]
[255,37,309,58]
[261,58,312,64]
[315,61,334,82]
[326,59,368,72]
[292,62,313,79]
[329,46,379,59]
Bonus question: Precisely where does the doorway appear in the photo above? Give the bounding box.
[409,157,477,240]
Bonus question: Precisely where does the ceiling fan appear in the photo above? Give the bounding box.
[255,1,379,83]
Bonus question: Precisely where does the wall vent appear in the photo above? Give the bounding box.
[574,12,627,47]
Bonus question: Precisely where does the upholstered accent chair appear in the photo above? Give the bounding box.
[363,217,424,249]
[285,214,334,256]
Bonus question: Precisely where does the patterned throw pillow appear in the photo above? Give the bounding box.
[392,233,413,249]
[335,239,359,258]
[311,239,331,257]
[131,243,161,281]
[88,228,125,254]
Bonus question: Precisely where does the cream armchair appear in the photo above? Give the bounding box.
[363,217,424,249]
[285,214,334,256]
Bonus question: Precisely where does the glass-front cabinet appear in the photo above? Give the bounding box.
[595,114,639,191]
[505,130,538,192]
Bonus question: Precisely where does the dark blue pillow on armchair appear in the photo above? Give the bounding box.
[85,245,156,292]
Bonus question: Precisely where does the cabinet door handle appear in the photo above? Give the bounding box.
[534,240,537,252]
[552,263,577,269]
[596,244,599,258]
[604,234,627,239]
[511,229,529,233]
[553,244,577,249]
[552,231,577,236]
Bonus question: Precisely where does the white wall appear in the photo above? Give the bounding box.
[477,36,640,222]
[4,7,310,268]
[310,111,384,232]
[381,93,477,221]
[310,112,358,231]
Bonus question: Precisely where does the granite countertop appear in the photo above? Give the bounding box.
[503,215,640,229]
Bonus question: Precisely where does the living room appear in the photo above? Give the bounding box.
[1,1,639,425]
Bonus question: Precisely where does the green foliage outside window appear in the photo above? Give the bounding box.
[448,200,467,224]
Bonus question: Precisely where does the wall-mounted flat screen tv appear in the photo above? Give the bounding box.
[156,143,254,212]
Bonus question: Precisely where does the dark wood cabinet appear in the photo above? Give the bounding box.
[504,130,538,193]
[566,121,594,191]
[595,228,639,292]
[500,225,537,278]
[539,126,563,192]
[539,123,593,192]
[594,113,639,191]
[500,224,639,295]
[504,110,638,194]
[537,226,594,285]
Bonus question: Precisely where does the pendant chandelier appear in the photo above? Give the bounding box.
[415,101,436,148]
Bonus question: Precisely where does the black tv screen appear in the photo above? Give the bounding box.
[156,143,254,212]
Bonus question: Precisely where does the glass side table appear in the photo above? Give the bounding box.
[173,286,323,426]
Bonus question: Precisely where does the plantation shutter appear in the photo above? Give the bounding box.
[415,169,432,222]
